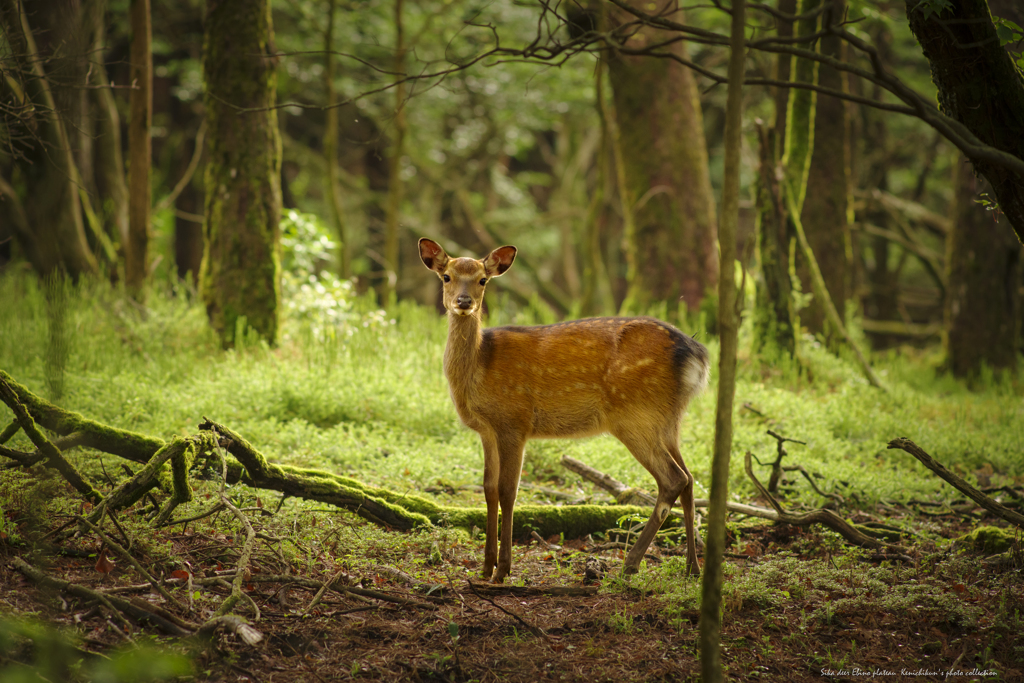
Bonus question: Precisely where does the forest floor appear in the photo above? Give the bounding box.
[1,490,1020,683]
[1,278,1022,682]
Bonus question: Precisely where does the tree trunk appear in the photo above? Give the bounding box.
[798,0,849,339]
[382,0,406,305]
[605,0,718,316]
[752,0,803,357]
[127,0,152,298]
[0,0,97,278]
[700,1,744,679]
[753,125,796,358]
[905,0,1024,244]
[946,157,1023,377]
[200,0,282,347]
[323,0,350,279]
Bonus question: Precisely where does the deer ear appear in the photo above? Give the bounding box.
[419,238,449,274]
[483,246,516,277]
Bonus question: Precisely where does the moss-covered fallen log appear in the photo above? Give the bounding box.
[0,370,660,541]
[0,369,165,464]
[204,419,654,537]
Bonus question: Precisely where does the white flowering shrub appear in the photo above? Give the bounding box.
[279,210,392,341]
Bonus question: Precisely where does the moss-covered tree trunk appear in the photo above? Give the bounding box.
[906,0,1024,244]
[605,0,718,316]
[200,0,282,347]
[946,158,1023,377]
[798,0,849,340]
[127,0,152,299]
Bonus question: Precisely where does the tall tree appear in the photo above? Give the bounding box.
[605,0,718,316]
[946,158,1022,377]
[323,0,350,279]
[700,0,744,679]
[798,0,849,340]
[200,0,282,346]
[382,0,406,305]
[127,0,152,298]
[752,0,809,357]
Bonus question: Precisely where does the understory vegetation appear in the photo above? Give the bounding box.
[0,273,1021,681]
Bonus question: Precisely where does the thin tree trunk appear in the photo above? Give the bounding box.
[945,156,1022,377]
[200,0,283,347]
[127,0,152,299]
[605,0,718,317]
[700,1,744,680]
[382,0,406,305]
[323,0,350,279]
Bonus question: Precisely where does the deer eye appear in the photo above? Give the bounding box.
[479,278,488,286]
[443,274,450,283]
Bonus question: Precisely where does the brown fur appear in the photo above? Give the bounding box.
[419,238,710,581]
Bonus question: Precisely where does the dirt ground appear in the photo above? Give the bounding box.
[1,512,1020,683]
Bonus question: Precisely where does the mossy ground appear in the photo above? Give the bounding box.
[0,274,1021,681]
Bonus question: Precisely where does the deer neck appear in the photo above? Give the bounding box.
[443,310,483,411]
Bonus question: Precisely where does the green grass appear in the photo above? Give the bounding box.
[0,271,1021,512]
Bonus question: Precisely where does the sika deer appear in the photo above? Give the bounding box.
[419,238,710,581]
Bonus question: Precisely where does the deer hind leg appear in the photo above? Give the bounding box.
[480,432,500,580]
[615,430,688,575]
[493,434,526,583]
[668,442,700,576]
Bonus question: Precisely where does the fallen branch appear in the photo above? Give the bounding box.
[744,452,904,552]
[0,377,104,502]
[0,369,165,464]
[887,438,1024,528]
[211,438,259,620]
[561,455,781,523]
[193,615,263,647]
[466,580,549,640]
[466,581,598,598]
[11,557,191,637]
[75,514,184,610]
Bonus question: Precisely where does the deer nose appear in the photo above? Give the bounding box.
[456,294,473,310]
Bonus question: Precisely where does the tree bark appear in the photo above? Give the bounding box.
[200,0,283,347]
[798,0,849,339]
[0,0,97,278]
[906,0,1024,244]
[605,0,718,316]
[382,0,406,304]
[127,0,152,298]
[701,3,744,680]
[945,157,1022,377]
[323,0,350,279]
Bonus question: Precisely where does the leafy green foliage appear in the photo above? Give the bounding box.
[0,618,190,682]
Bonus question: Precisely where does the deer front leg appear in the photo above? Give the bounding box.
[493,435,525,583]
[481,432,500,580]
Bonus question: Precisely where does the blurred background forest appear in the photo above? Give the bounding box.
[1,0,1023,374]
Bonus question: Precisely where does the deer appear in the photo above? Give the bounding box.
[418,237,710,582]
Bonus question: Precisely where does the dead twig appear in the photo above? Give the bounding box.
[75,514,184,611]
[465,580,549,640]
[11,557,189,636]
